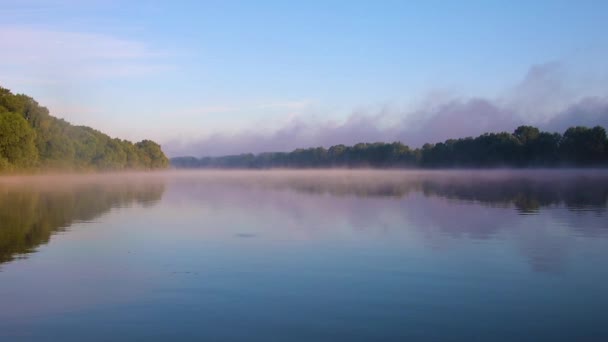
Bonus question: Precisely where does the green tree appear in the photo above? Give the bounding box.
[0,110,38,168]
[136,140,169,169]
[0,85,170,172]
[514,126,540,144]
[560,126,607,165]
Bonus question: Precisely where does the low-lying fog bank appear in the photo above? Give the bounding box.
[1,168,607,185]
[2,169,607,209]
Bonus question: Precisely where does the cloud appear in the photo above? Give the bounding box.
[544,96,608,132]
[503,62,572,120]
[165,63,608,157]
[163,113,393,157]
[400,98,522,147]
[0,27,171,84]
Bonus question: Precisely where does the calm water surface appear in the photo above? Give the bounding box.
[0,170,607,341]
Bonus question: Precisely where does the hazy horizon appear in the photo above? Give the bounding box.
[2,3,608,340]
[1,1,607,157]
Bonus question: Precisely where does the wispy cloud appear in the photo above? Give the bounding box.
[0,26,172,84]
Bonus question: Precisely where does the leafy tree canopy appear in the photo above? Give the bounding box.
[0,86,169,172]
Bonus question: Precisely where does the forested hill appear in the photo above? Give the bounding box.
[0,86,169,172]
[172,125,608,169]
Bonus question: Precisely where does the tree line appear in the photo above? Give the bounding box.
[171,125,608,168]
[0,86,169,172]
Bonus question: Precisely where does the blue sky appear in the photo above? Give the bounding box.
[1,1,607,156]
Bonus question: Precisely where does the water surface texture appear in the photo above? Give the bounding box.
[1,170,607,341]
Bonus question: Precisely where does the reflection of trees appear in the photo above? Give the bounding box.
[419,178,608,213]
[0,182,165,264]
[196,171,608,213]
[170,171,607,275]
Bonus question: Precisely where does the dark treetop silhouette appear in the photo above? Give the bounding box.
[172,125,608,169]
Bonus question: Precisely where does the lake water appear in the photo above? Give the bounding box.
[0,170,607,341]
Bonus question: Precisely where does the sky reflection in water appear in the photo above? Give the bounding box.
[0,170,607,341]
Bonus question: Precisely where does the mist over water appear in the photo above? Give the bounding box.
[1,170,607,341]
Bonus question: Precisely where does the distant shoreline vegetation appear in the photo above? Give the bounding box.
[172,125,608,169]
[0,86,169,173]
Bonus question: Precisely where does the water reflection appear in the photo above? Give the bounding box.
[168,170,608,212]
[0,171,607,340]
[165,170,608,273]
[1,170,607,271]
[0,174,165,265]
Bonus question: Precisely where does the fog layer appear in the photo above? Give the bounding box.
[165,63,608,157]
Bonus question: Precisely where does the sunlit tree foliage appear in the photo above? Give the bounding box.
[0,86,169,172]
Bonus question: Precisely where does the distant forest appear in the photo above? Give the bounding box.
[172,125,608,169]
[0,86,169,172]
